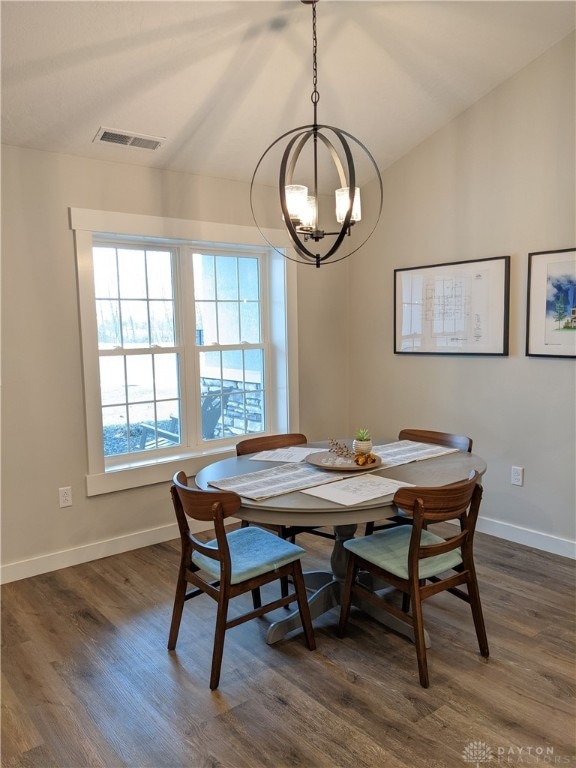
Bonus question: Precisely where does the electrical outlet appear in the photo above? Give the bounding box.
[59,486,73,508]
[511,466,524,487]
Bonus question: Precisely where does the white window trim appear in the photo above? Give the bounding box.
[71,208,299,496]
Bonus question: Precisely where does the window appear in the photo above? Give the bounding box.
[72,209,298,495]
[94,243,268,462]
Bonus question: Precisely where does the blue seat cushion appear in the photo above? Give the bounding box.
[192,526,307,585]
[344,525,463,580]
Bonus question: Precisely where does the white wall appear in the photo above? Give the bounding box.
[0,150,350,581]
[349,33,576,556]
[1,33,574,582]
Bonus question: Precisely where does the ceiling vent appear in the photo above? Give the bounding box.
[93,127,164,151]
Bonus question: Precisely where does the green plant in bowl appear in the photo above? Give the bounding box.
[353,428,373,457]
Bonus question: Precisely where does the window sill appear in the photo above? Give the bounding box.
[86,445,237,496]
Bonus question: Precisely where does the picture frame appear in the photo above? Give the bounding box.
[526,248,576,358]
[394,255,510,355]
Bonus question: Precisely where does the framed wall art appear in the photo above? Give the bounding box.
[394,255,510,355]
[526,248,576,358]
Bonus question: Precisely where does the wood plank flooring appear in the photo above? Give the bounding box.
[2,528,575,768]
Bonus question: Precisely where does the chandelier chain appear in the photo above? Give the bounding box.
[311,1,319,112]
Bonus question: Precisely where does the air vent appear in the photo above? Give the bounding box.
[93,127,164,151]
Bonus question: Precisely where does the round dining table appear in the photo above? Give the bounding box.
[195,440,487,645]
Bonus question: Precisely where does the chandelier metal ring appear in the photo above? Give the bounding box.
[250,123,383,267]
[280,126,356,263]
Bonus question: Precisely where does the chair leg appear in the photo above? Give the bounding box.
[410,583,429,688]
[279,527,293,602]
[167,567,187,650]
[466,570,489,658]
[280,576,290,602]
[337,554,358,638]
[291,561,316,651]
[280,526,296,545]
[210,594,229,690]
[401,591,411,613]
[251,587,262,610]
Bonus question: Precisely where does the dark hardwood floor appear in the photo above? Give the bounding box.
[2,527,575,768]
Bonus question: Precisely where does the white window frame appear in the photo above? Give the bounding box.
[71,208,299,496]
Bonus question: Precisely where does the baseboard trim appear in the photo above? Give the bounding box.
[1,521,181,584]
[476,516,575,560]
[2,515,573,584]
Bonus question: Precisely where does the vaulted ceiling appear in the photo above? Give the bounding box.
[2,1,574,186]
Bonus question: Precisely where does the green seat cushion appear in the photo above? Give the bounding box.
[192,526,306,585]
[344,525,462,580]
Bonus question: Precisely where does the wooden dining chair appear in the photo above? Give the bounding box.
[338,471,489,687]
[235,432,308,457]
[168,471,316,690]
[398,428,473,454]
[364,429,473,535]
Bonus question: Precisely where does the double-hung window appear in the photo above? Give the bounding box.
[72,209,297,495]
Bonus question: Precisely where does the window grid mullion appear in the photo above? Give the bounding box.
[179,247,199,450]
[144,249,153,347]
[144,249,158,445]
[122,355,131,447]
[115,247,125,348]
[236,257,241,344]
[213,254,219,345]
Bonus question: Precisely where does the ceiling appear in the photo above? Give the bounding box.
[2,1,575,187]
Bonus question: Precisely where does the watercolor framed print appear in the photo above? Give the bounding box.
[394,256,510,355]
[526,248,576,358]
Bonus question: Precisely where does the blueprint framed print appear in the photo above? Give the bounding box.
[394,256,510,355]
[526,248,576,358]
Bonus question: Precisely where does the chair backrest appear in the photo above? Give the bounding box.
[170,471,242,572]
[398,428,473,453]
[393,471,483,570]
[172,471,241,522]
[235,433,307,456]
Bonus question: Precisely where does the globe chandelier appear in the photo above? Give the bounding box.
[250,0,383,268]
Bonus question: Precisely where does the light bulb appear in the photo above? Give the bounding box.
[284,185,308,222]
[335,187,361,224]
[300,196,317,229]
